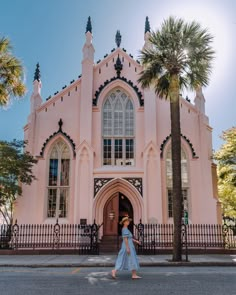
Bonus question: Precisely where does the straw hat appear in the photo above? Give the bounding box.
[119,216,132,225]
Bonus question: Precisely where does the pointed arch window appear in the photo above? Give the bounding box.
[102,89,135,166]
[47,141,70,218]
[166,148,190,219]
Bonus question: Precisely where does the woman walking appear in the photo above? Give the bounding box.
[111,216,142,279]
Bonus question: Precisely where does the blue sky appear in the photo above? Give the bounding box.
[0,0,235,151]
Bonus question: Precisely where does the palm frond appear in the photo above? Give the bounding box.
[0,37,26,106]
[138,16,215,94]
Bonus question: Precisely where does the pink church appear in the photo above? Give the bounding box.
[14,17,221,234]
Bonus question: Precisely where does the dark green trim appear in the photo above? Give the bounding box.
[160,134,198,159]
[145,16,151,33]
[92,76,144,107]
[34,63,41,82]
[115,30,122,47]
[86,16,92,33]
[39,119,76,157]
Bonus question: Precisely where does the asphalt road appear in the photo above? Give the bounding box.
[0,266,235,295]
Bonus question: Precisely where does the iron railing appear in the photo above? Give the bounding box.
[134,220,236,254]
[0,220,101,254]
[1,220,235,254]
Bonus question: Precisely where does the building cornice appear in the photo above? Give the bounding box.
[37,79,81,112]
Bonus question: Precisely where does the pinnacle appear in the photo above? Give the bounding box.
[33,63,40,82]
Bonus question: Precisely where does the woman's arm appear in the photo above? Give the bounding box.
[132,238,141,245]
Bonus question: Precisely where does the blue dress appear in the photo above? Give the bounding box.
[114,227,140,271]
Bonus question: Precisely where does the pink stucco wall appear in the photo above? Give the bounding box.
[13,30,220,227]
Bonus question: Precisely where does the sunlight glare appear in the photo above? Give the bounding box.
[151,1,233,93]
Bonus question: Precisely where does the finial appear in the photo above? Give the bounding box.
[58,118,63,131]
[34,63,41,82]
[145,16,151,33]
[114,54,123,77]
[115,30,122,47]
[86,16,92,33]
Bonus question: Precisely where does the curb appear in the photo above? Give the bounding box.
[0,262,235,268]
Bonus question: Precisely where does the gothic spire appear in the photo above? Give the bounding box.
[33,63,41,82]
[115,30,122,47]
[145,16,151,33]
[86,16,92,33]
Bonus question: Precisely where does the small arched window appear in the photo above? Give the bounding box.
[47,141,70,218]
[102,89,135,166]
[166,147,190,219]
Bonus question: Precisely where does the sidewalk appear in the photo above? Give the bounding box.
[0,254,235,267]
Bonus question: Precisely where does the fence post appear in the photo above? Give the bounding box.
[53,219,60,249]
[12,220,19,250]
[0,223,12,249]
[181,223,188,262]
[137,219,144,254]
[90,220,99,254]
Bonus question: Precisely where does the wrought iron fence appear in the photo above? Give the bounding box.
[134,220,236,254]
[0,220,101,254]
[1,220,236,254]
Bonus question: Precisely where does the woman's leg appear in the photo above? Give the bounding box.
[132,270,142,279]
[111,269,117,278]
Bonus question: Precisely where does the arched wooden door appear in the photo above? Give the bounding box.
[103,193,119,236]
[103,193,133,236]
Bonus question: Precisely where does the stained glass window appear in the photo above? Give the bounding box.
[102,89,135,166]
[47,141,70,218]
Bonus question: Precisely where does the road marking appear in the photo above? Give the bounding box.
[71,268,80,274]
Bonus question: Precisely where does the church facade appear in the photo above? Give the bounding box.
[14,17,221,233]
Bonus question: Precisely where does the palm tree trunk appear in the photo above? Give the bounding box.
[169,74,182,261]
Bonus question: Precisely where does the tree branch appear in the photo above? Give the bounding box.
[0,208,9,225]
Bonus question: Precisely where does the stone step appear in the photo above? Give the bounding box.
[100,242,120,246]
[102,236,119,241]
[99,246,119,253]
[99,246,119,252]
[101,239,120,243]
[99,236,121,253]
[101,238,121,243]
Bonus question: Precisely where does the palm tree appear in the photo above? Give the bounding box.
[138,16,214,261]
[0,37,26,106]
